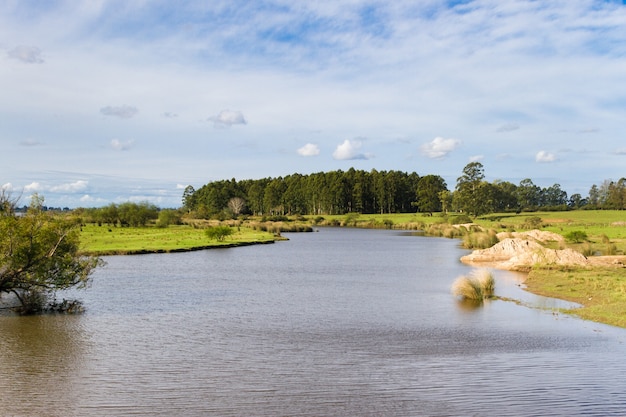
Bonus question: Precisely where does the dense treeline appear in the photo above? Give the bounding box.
[183,163,626,219]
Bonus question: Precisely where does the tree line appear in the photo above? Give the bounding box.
[181,163,626,218]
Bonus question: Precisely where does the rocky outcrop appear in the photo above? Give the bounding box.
[461,236,589,271]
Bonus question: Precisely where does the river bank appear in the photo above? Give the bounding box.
[79,213,626,328]
[458,229,626,328]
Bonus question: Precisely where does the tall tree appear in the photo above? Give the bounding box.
[454,162,489,217]
[414,175,447,214]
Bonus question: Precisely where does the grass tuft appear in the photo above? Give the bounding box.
[451,269,495,300]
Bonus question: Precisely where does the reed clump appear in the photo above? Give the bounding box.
[451,269,495,300]
[462,230,499,249]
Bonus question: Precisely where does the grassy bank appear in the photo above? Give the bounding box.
[312,210,626,328]
[525,266,626,328]
[79,224,278,255]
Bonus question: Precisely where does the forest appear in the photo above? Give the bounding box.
[181,163,626,219]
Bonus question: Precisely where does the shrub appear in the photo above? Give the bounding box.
[451,214,472,224]
[565,230,588,243]
[205,225,234,241]
[523,216,543,229]
[451,270,495,300]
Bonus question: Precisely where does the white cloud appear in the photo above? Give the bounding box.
[297,143,320,156]
[332,139,370,160]
[24,182,43,192]
[613,148,626,155]
[420,137,461,159]
[50,180,88,193]
[207,110,247,128]
[535,150,557,163]
[469,155,484,162]
[100,105,139,119]
[111,139,134,151]
[8,45,44,63]
[1,183,13,191]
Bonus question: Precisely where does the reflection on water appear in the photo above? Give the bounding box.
[1,228,625,416]
[0,315,89,416]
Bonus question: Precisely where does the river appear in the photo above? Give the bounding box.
[1,227,625,416]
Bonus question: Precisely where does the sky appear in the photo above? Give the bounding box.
[1,0,626,208]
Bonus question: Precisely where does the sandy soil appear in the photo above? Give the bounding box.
[460,229,626,271]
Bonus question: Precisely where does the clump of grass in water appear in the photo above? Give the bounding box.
[451,269,495,300]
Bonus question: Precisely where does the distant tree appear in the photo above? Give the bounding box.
[588,184,600,207]
[569,193,585,209]
[156,209,182,228]
[227,197,246,216]
[516,178,541,210]
[438,190,453,213]
[541,183,568,208]
[414,175,447,214]
[182,185,195,212]
[0,194,102,314]
[454,162,490,217]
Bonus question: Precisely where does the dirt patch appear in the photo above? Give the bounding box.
[461,237,588,271]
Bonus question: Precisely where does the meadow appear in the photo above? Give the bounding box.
[79,224,277,255]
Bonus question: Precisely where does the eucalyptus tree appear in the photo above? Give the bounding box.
[414,174,447,215]
[454,162,490,217]
[516,178,541,210]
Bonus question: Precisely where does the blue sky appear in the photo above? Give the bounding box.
[1,0,626,208]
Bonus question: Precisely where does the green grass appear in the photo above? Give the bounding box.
[525,266,626,328]
[80,224,277,255]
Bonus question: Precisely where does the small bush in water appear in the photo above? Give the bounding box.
[451,269,495,300]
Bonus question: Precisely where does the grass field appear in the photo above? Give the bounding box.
[80,224,277,255]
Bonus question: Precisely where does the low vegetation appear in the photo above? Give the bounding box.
[525,266,626,328]
[79,223,277,255]
[451,269,495,301]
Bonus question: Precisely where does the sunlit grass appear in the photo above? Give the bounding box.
[525,266,626,328]
[79,224,276,255]
[451,269,495,301]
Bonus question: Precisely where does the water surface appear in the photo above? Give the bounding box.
[1,228,625,416]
